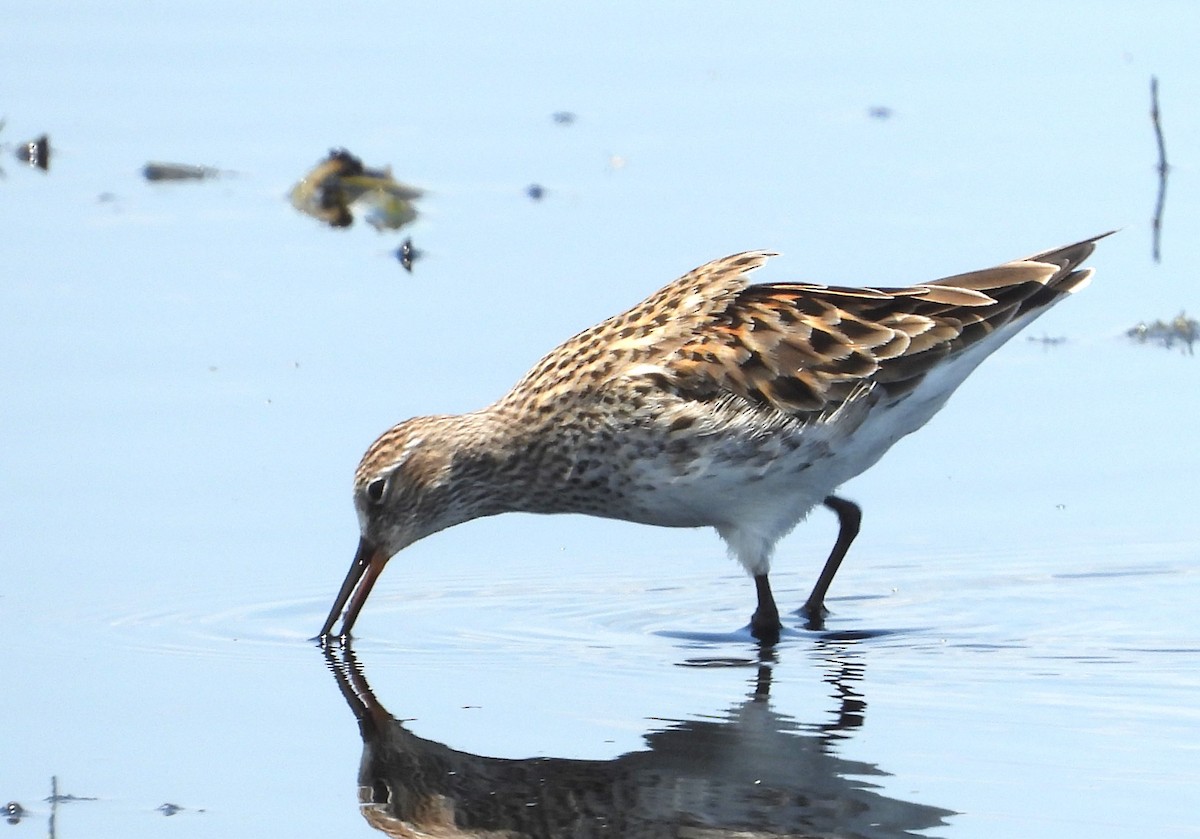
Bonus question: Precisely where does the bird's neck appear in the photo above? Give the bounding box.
[430,407,569,522]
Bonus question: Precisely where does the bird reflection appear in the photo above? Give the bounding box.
[320,642,953,838]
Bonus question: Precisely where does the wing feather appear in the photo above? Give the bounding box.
[656,232,1111,420]
[498,233,1110,427]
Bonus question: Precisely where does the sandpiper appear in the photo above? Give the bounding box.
[319,233,1108,643]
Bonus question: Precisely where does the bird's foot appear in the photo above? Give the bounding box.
[749,610,782,646]
[798,600,829,631]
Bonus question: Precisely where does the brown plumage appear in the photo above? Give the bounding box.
[322,232,1109,643]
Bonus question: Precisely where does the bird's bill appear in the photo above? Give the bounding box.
[317,537,388,639]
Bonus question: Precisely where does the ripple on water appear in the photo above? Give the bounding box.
[94,564,920,666]
[95,539,1195,671]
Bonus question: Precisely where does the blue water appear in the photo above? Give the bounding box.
[3,3,1199,837]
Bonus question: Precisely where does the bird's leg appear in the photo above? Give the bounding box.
[800,495,862,630]
[751,574,782,644]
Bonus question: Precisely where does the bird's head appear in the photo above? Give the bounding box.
[317,413,512,640]
[317,417,462,640]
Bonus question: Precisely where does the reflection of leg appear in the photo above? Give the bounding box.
[801,495,862,628]
[751,573,781,644]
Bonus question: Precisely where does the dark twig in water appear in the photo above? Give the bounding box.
[44,773,98,839]
[1150,76,1170,263]
[48,776,57,839]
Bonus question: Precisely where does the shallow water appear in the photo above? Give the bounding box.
[4,3,1200,838]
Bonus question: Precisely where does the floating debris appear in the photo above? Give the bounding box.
[551,111,577,125]
[45,789,97,804]
[526,183,545,201]
[290,149,358,227]
[1027,334,1067,348]
[868,106,894,120]
[360,186,419,231]
[3,801,24,824]
[1126,311,1197,354]
[142,161,223,182]
[0,121,50,173]
[289,148,422,231]
[15,134,50,170]
[394,237,422,273]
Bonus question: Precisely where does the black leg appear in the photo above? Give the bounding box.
[800,495,862,629]
[751,573,781,644]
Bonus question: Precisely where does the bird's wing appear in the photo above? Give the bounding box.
[653,233,1109,421]
[503,251,774,405]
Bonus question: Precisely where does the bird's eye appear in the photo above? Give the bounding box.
[365,476,388,506]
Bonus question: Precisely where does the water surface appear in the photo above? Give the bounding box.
[3,3,1199,837]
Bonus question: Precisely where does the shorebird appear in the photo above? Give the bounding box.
[319,233,1108,643]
